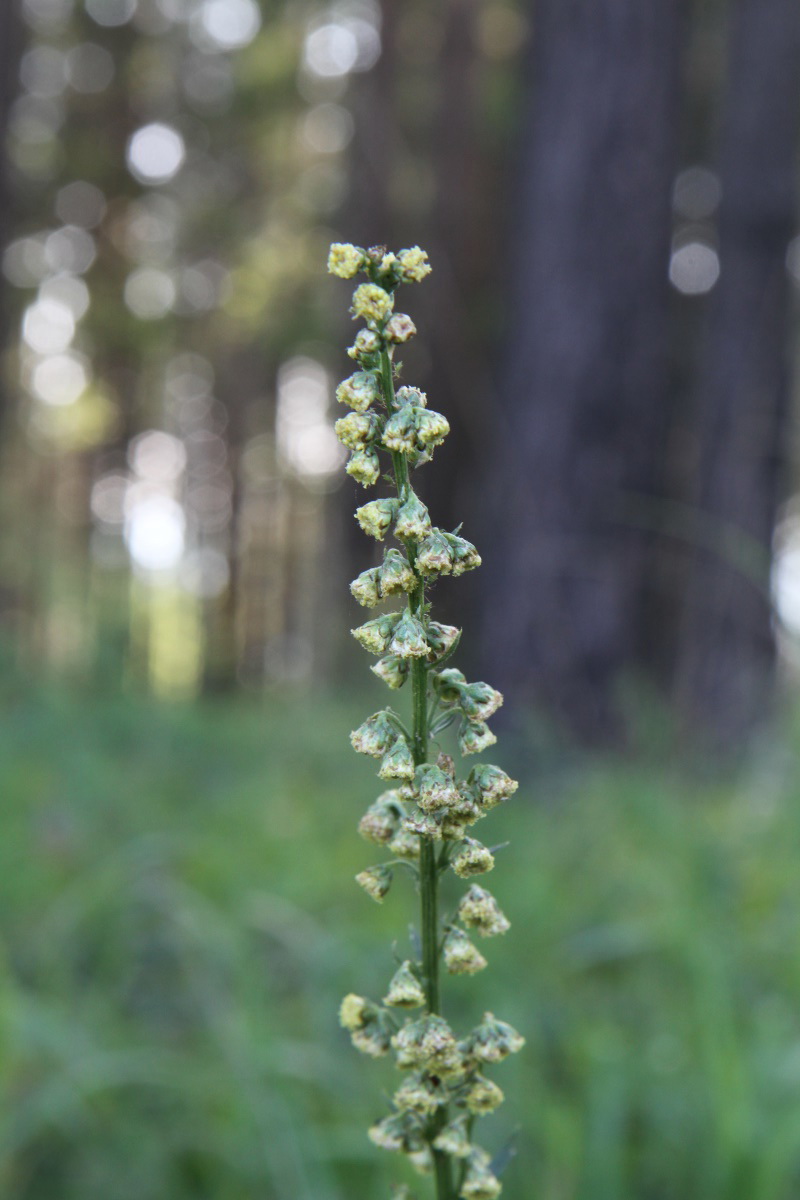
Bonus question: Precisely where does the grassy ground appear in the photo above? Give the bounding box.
[3,682,800,1199]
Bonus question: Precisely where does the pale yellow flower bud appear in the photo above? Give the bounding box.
[350,566,382,607]
[383,960,426,1008]
[328,242,365,278]
[452,838,495,878]
[347,447,381,487]
[457,885,511,937]
[397,246,432,282]
[351,612,401,655]
[355,497,399,540]
[339,993,372,1031]
[351,282,394,323]
[356,864,393,903]
[371,654,410,689]
[460,1149,502,1199]
[336,371,381,413]
[462,1075,504,1114]
[443,928,488,975]
[378,734,416,782]
[432,1116,472,1158]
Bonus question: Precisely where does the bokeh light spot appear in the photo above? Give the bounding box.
[669,241,720,295]
[124,267,177,319]
[31,352,90,406]
[126,122,186,185]
[84,0,137,27]
[195,0,261,49]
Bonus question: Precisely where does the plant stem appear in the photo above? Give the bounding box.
[381,345,455,1200]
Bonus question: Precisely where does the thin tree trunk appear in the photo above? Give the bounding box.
[483,2,684,741]
[676,0,800,747]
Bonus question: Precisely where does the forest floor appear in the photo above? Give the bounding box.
[3,682,800,1200]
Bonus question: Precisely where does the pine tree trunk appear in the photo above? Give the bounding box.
[675,0,800,747]
[483,2,683,741]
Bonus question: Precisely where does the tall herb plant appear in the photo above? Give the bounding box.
[329,243,523,1200]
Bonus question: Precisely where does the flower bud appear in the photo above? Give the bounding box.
[347,327,381,360]
[397,246,432,283]
[444,531,481,575]
[462,1076,505,1114]
[368,1111,420,1153]
[350,710,397,757]
[358,791,403,844]
[389,612,429,659]
[414,408,449,448]
[392,1015,462,1075]
[460,682,504,722]
[458,719,497,757]
[407,1146,434,1175]
[379,734,416,781]
[437,752,456,776]
[382,405,420,455]
[356,863,393,903]
[457,885,511,937]
[394,1071,448,1114]
[443,928,488,975]
[448,792,484,830]
[404,811,444,840]
[347,447,381,487]
[415,529,454,576]
[383,960,426,1008]
[371,654,410,690]
[426,622,460,660]
[396,385,427,407]
[350,567,382,607]
[433,668,466,701]
[432,1116,472,1158]
[388,826,421,858]
[462,1013,525,1064]
[414,763,460,812]
[394,492,432,540]
[351,282,394,324]
[438,815,468,840]
[380,548,417,595]
[351,1024,393,1056]
[468,765,518,810]
[460,1149,502,1199]
[351,612,401,655]
[336,371,381,413]
[452,838,495,878]
[356,497,399,540]
[384,313,417,343]
[328,242,365,278]
[335,410,381,449]
[339,993,374,1031]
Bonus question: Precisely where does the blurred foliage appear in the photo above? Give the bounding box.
[4,680,800,1197]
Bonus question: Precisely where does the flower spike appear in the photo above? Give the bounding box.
[331,242,521,1198]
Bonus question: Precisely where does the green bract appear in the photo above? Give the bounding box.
[330,243,520,1200]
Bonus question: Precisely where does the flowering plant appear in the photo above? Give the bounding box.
[330,242,523,1200]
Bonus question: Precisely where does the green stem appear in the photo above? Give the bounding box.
[380,345,455,1200]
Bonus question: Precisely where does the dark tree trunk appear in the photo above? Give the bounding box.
[676,0,800,746]
[0,0,22,428]
[483,2,684,741]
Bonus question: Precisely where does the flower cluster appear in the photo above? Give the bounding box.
[330,243,521,1200]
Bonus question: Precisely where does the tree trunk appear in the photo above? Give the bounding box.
[675,0,800,747]
[483,2,684,741]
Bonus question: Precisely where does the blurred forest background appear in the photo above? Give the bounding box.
[4,0,800,1198]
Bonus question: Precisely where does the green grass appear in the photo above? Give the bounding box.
[3,682,800,1199]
